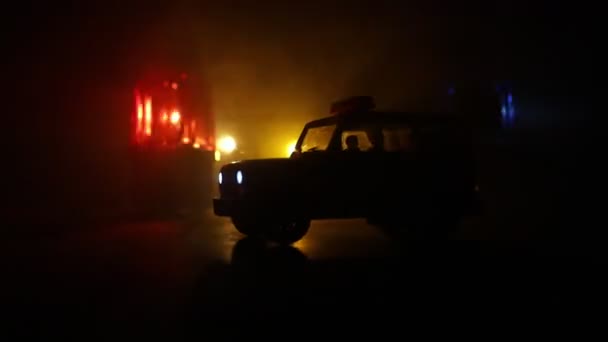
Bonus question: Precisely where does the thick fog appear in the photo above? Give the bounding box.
[4,1,591,211]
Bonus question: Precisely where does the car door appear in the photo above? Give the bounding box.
[293,123,341,217]
[330,128,378,216]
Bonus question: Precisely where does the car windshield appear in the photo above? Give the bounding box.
[300,124,336,152]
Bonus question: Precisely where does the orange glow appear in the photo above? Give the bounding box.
[182,137,190,144]
[193,143,200,149]
[171,82,178,90]
[170,111,181,124]
[161,111,169,122]
[286,140,297,157]
[144,96,152,136]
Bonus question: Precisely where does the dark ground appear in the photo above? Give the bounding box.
[2,206,605,340]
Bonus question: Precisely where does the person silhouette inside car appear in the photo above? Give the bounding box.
[345,135,361,152]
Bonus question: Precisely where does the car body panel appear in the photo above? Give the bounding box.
[214,109,477,221]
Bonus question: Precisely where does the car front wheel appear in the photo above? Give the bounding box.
[265,219,311,244]
[231,216,263,237]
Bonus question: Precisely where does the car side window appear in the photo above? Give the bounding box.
[382,126,415,152]
[300,124,337,152]
[340,131,374,151]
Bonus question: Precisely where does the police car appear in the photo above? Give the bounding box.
[213,96,479,243]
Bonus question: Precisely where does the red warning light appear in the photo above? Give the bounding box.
[144,96,152,136]
[135,92,143,122]
[171,82,178,90]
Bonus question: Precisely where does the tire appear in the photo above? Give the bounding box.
[231,216,263,237]
[265,219,311,245]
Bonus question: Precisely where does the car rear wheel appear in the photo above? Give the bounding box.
[265,219,311,245]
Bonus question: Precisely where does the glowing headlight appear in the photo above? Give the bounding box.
[236,170,243,184]
[218,172,223,184]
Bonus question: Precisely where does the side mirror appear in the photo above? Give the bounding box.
[290,151,301,159]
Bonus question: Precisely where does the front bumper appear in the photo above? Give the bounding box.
[213,196,367,220]
[213,198,240,217]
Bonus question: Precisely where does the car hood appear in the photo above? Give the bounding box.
[218,158,303,196]
[219,158,296,176]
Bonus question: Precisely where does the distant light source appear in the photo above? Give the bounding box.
[214,150,221,161]
[286,140,297,157]
[136,103,143,123]
[171,82,178,90]
[500,91,516,128]
[136,104,143,120]
[170,111,181,124]
[182,137,190,144]
[144,96,152,136]
[217,135,237,154]
[193,143,200,149]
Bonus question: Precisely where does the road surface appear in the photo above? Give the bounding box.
[2,209,605,339]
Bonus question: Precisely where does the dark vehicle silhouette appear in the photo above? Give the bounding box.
[213,96,479,243]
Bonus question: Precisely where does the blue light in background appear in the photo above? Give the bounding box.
[501,92,515,127]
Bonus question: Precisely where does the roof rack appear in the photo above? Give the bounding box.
[330,96,375,115]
